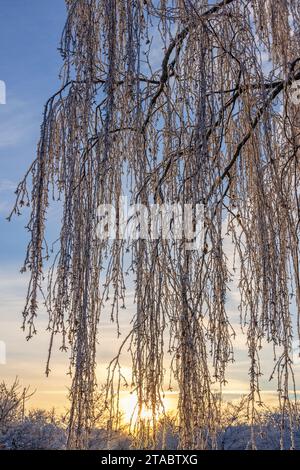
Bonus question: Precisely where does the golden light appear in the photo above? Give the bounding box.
[119,392,176,425]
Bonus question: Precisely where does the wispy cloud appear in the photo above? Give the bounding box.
[0,178,16,191]
[0,97,39,148]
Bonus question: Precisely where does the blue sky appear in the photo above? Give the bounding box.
[0,0,299,413]
[0,0,66,263]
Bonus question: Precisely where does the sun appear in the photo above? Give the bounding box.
[119,392,175,425]
[119,393,153,425]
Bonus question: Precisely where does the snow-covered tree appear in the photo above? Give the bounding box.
[11,0,300,449]
[1,409,66,450]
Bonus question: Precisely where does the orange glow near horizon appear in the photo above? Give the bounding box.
[119,391,176,425]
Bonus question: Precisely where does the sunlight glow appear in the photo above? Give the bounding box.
[119,392,175,425]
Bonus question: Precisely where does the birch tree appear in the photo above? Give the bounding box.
[10,0,300,449]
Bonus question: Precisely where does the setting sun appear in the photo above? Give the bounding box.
[119,392,175,425]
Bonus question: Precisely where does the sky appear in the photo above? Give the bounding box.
[0,0,72,410]
[0,0,299,417]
